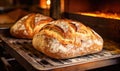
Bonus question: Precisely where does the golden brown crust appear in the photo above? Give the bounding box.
[32,19,103,59]
[10,13,53,39]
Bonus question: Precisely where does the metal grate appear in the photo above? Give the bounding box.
[1,35,120,70]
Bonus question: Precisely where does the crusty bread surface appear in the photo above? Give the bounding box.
[32,19,103,59]
[10,13,53,39]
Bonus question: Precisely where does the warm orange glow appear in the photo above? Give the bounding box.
[77,12,120,20]
[46,0,51,9]
[46,0,51,5]
[61,0,64,12]
[39,0,51,9]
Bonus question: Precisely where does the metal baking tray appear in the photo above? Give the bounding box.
[0,33,120,71]
[0,24,13,29]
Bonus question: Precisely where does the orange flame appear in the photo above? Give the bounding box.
[78,12,120,20]
[39,0,51,9]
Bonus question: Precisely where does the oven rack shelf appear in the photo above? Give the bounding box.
[0,34,120,71]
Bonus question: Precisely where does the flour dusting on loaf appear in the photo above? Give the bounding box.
[10,13,53,39]
[32,19,103,59]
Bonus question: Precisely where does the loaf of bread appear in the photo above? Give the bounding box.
[10,13,53,39]
[32,19,103,59]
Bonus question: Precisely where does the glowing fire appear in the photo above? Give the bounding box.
[77,12,120,20]
[46,0,51,6]
[39,0,51,9]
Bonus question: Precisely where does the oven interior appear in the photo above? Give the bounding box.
[63,0,120,43]
[0,0,120,71]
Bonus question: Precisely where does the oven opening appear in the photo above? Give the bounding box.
[62,0,120,42]
[64,0,120,18]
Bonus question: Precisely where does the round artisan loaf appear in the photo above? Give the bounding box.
[32,19,103,59]
[10,13,53,39]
